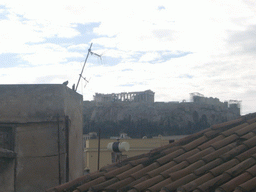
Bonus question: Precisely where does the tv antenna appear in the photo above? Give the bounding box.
[75,43,101,91]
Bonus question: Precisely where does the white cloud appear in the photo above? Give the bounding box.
[139,52,161,62]
[6,43,82,66]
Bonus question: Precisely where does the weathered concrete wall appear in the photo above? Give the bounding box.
[15,122,67,191]
[0,84,66,122]
[63,86,83,180]
[0,158,15,192]
[0,84,83,192]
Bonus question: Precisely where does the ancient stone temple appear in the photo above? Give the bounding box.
[93,90,155,103]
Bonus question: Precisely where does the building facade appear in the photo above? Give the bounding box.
[0,84,83,192]
[84,135,186,173]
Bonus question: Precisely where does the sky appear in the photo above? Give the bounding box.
[0,0,255,115]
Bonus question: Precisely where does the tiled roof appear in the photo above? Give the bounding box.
[47,113,256,192]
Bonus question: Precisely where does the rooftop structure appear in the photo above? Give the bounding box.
[0,84,84,192]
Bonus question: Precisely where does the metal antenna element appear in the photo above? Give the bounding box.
[90,51,102,58]
[75,43,93,91]
[75,43,102,91]
[82,77,91,88]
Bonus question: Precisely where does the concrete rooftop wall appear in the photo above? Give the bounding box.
[0,84,67,122]
[0,84,83,192]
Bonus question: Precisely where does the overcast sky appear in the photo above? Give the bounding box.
[0,0,255,115]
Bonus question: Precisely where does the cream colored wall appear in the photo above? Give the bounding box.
[84,138,170,173]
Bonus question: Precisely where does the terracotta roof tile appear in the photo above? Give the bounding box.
[246,164,256,176]
[220,144,247,162]
[177,172,214,192]
[181,135,208,151]
[209,158,240,177]
[106,176,135,190]
[50,172,105,192]
[156,148,185,165]
[210,134,239,150]
[240,131,255,139]
[243,135,256,148]
[197,134,225,150]
[194,158,223,176]
[48,112,256,192]
[130,162,160,180]
[132,175,165,191]
[221,123,249,137]
[211,117,244,130]
[89,177,118,191]
[146,177,173,192]
[104,164,133,179]
[147,161,177,178]
[161,146,181,155]
[161,161,189,178]
[202,142,238,163]
[195,173,232,192]
[186,147,215,164]
[234,177,256,192]
[203,129,220,138]
[216,172,253,192]
[162,173,198,192]
[173,148,200,163]
[225,157,256,177]
[126,189,138,192]
[246,116,256,124]
[128,157,150,166]
[236,145,256,162]
[116,164,144,180]
[124,175,150,189]
[74,176,106,192]
[169,160,205,181]
[235,122,256,136]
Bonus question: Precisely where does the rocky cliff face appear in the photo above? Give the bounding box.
[83,101,240,138]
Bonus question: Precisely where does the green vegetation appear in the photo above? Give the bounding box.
[83,115,210,138]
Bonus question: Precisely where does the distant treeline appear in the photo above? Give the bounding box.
[83,114,211,138]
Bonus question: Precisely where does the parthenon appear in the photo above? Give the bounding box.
[94,90,155,103]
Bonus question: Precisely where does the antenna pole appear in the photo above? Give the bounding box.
[75,43,93,91]
[97,127,101,171]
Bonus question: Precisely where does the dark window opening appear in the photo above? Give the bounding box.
[0,127,13,150]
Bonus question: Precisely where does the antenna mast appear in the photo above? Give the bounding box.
[75,43,93,91]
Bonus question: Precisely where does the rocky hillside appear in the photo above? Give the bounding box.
[83,101,240,138]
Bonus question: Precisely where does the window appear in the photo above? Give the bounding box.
[0,127,13,150]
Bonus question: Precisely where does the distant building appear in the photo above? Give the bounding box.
[83,134,187,173]
[190,92,241,115]
[0,84,83,192]
[94,90,155,103]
